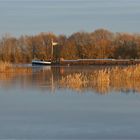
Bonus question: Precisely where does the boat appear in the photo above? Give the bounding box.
[32,39,58,66]
[32,60,51,65]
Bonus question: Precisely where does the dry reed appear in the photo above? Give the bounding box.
[60,73,88,91]
[60,65,140,94]
[0,61,12,72]
[0,61,32,74]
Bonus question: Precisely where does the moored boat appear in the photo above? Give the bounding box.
[32,39,58,66]
[32,60,51,65]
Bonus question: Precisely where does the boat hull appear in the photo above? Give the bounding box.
[32,60,51,65]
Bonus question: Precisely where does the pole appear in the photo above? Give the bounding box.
[51,39,53,62]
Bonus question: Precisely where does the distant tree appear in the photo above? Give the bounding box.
[114,33,139,59]
[90,29,114,58]
[0,29,139,63]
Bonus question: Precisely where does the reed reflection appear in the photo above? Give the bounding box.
[0,65,140,94]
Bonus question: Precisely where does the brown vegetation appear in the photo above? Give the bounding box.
[0,29,140,63]
[60,65,140,94]
[0,63,140,94]
[0,61,32,73]
[0,61,12,72]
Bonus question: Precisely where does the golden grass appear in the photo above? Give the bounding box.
[0,61,12,72]
[60,65,140,94]
[0,61,32,74]
[60,73,88,91]
[12,67,32,74]
[1,61,140,94]
[0,62,32,88]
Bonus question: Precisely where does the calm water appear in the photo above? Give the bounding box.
[0,65,140,139]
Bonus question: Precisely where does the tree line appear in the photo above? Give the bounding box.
[0,29,140,63]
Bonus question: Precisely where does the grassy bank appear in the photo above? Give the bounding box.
[60,59,140,66]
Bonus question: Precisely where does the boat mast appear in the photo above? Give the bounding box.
[32,44,35,60]
[51,39,58,62]
[51,39,53,61]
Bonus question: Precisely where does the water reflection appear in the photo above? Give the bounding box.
[0,65,140,94]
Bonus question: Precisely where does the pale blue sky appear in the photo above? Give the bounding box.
[0,0,140,36]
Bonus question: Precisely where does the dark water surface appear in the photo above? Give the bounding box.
[0,65,140,139]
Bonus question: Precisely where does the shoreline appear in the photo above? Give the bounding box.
[58,59,140,66]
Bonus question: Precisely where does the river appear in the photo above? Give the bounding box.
[0,65,140,139]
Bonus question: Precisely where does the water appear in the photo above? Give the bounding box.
[0,65,140,139]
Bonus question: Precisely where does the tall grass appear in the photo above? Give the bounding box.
[0,61,32,73]
[1,61,140,94]
[60,73,88,91]
[60,65,140,93]
[0,61,12,72]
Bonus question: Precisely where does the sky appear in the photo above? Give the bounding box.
[0,0,140,37]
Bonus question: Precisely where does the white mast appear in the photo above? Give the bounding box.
[51,39,58,61]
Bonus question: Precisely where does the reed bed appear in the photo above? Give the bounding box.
[0,61,32,74]
[12,67,32,74]
[0,61,12,72]
[0,63,33,88]
[60,73,88,91]
[60,65,140,94]
[1,61,140,94]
